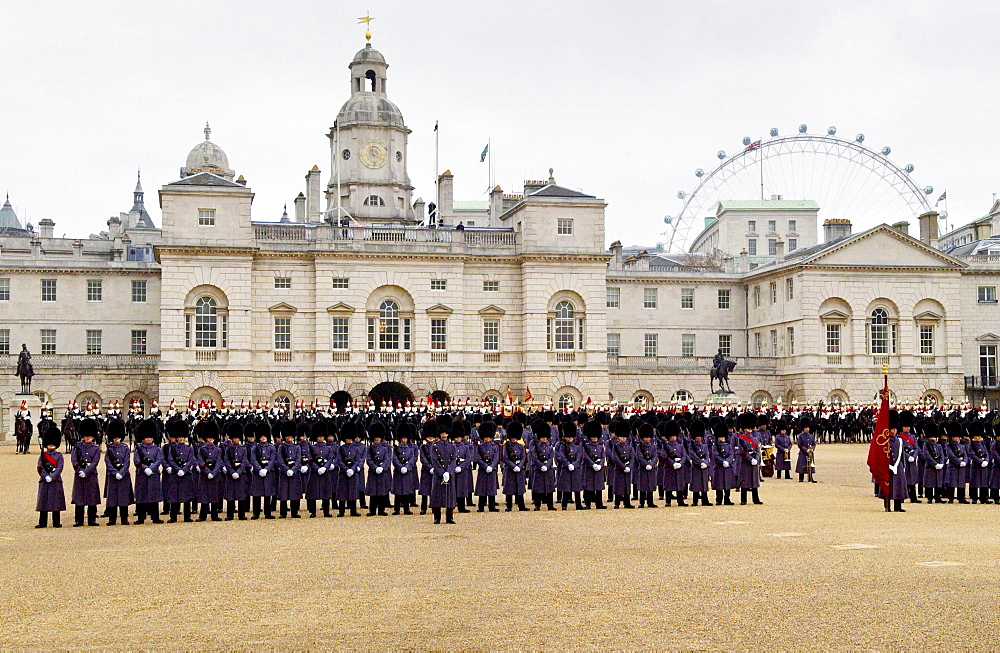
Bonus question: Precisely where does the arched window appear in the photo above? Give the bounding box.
[364,195,385,207]
[365,70,377,92]
[273,394,292,412]
[378,300,399,350]
[869,309,888,354]
[672,390,691,403]
[558,393,575,410]
[484,393,501,410]
[554,301,575,350]
[195,297,218,348]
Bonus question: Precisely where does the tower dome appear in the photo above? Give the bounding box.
[181,122,234,180]
[0,194,22,230]
[352,42,386,65]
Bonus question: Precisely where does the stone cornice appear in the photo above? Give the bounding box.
[0,266,160,276]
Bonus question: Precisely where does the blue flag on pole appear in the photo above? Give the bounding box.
[480,143,489,163]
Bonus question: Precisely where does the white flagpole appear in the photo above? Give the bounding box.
[434,121,439,227]
[336,120,341,220]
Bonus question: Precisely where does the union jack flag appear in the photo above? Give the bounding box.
[744,140,762,153]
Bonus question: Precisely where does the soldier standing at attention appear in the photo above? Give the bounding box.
[305,421,334,518]
[529,422,557,510]
[608,420,634,509]
[796,419,817,483]
[71,418,102,527]
[555,421,585,510]
[133,418,164,525]
[473,421,500,512]
[275,421,304,518]
[103,420,135,525]
[736,412,763,506]
[501,421,529,512]
[711,421,736,506]
[36,428,65,528]
[428,420,458,524]
[773,420,792,479]
[581,420,607,509]
[685,420,712,507]
[250,424,277,519]
[365,422,392,516]
[223,422,249,520]
[391,422,419,515]
[452,424,475,513]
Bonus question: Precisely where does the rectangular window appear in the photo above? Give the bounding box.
[127,245,154,262]
[788,219,797,232]
[755,332,762,357]
[606,332,620,357]
[747,239,757,255]
[483,320,499,351]
[719,334,732,357]
[770,282,777,304]
[40,329,56,354]
[87,279,102,302]
[768,220,777,233]
[331,318,349,350]
[788,238,797,251]
[41,279,56,302]
[430,318,447,350]
[748,220,756,233]
[221,315,227,349]
[643,287,657,309]
[185,315,191,348]
[557,218,574,235]
[978,286,997,303]
[680,288,694,309]
[274,317,291,351]
[129,329,147,355]
[787,327,795,355]
[786,278,794,300]
[771,329,778,356]
[768,239,777,256]
[826,324,841,353]
[920,325,934,355]
[430,279,447,291]
[195,311,217,348]
[274,277,291,290]
[86,329,102,355]
[332,277,350,289]
[754,286,761,308]
[606,287,620,309]
[981,345,998,386]
[578,318,585,350]
[644,333,658,357]
[483,281,499,292]
[546,318,552,350]
[198,209,215,226]
[717,289,731,310]
[0,278,8,301]
[681,334,695,358]
[132,280,147,303]
[367,317,375,350]
[403,318,411,350]
[0,329,8,354]
[870,323,888,355]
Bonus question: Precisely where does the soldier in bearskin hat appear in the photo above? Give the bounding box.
[35,427,65,528]
[133,417,164,524]
[71,418,102,526]
[103,419,135,525]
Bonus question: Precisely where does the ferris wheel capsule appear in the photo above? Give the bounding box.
[770,128,779,137]
[677,191,687,200]
[827,126,837,135]
[663,216,673,225]
[856,133,865,143]
[881,146,892,156]
[695,168,704,177]
[742,136,752,146]
[904,164,914,173]
[923,186,934,195]
[798,124,808,134]
[717,150,726,160]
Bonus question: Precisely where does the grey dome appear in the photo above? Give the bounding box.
[352,43,386,65]
[181,123,234,180]
[0,195,21,230]
[337,95,405,129]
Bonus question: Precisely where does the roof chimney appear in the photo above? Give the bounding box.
[774,237,785,264]
[891,221,910,236]
[823,218,852,243]
[39,218,55,239]
[918,210,939,248]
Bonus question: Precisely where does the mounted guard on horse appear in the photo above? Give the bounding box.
[710,348,737,394]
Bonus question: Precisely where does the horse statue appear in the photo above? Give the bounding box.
[16,344,34,394]
[61,417,78,453]
[14,413,33,454]
[710,358,737,394]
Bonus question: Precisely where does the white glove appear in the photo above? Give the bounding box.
[540,465,548,472]
[672,462,682,470]
[346,468,354,477]
[285,469,294,477]
[44,475,52,483]
[485,466,493,473]
[455,466,462,473]
[114,472,122,480]
[442,472,450,483]
[258,469,267,478]
[166,467,174,475]
[567,464,574,472]
[144,467,153,476]
[376,466,384,474]
[78,471,86,478]
[750,459,758,466]
[231,473,239,480]
[700,463,708,469]
[177,470,185,477]
[982,460,990,468]
[592,464,601,472]
[400,467,408,474]
[935,463,943,470]
[723,461,730,468]
[960,461,967,467]
[513,466,521,473]
[645,464,653,471]
[624,466,631,474]
[908,456,915,463]
[317,467,326,475]
[207,473,214,480]
[300,465,309,474]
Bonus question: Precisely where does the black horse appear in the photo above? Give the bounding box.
[710,359,737,394]
[14,414,33,454]
[16,345,34,394]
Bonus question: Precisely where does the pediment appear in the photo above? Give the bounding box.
[326,302,356,314]
[913,310,944,322]
[976,332,1000,342]
[478,304,506,317]
[806,226,965,269]
[425,303,453,315]
[268,302,298,313]
[819,309,850,321]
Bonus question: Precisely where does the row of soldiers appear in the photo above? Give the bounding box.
[33,408,828,527]
[883,409,1000,511]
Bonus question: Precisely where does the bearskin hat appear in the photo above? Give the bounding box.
[738,412,758,431]
[688,419,705,439]
[42,425,61,448]
[225,421,244,441]
[612,419,632,439]
[479,421,497,440]
[899,410,914,429]
[106,419,127,442]
[201,419,220,441]
[137,418,158,442]
[278,420,297,440]
[310,420,328,441]
[558,420,576,439]
[712,420,729,439]
[638,422,654,440]
[78,418,99,440]
[505,421,524,441]
[582,420,602,440]
[368,421,387,441]
[166,418,189,440]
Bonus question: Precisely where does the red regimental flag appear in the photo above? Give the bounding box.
[867,374,891,497]
[524,386,533,403]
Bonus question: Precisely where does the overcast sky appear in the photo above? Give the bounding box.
[1,0,997,247]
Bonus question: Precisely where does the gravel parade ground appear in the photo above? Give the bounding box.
[1,443,996,650]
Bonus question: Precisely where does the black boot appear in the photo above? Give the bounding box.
[36,511,49,528]
[715,490,724,506]
[289,500,300,518]
[348,500,360,517]
[893,500,906,512]
[358,491,368,510]
[404,495,414,515]
[227,501,237,521]
[446,508,456,524]
[264,498,275,519]
[516,495,529,511]
[420,495,428,515]
[251,497,261,519]
[119,506,130,525]
[197,504,209,522]
[108,508,118,526]
[457,497,470,513]
[279,501,288,518]
[595,492,607,509]
[394,496,403,515]
[307,499,317,518]
[488,495,499,512]
[908,486,921,504]
[432,507,441,524]
[575,492,586,510]
[751,489,763,505]
[664,491,673,507]
[322,499,331,517]
[505,496,513,512]
[676,492,687,507]
[477,496,486,512]
[723,490,735,505]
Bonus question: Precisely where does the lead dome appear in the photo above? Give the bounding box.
[181,122,234,180]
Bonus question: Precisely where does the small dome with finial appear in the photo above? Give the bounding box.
[181,122,234,180]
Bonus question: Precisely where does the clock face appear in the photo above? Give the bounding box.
[359,141,388,169]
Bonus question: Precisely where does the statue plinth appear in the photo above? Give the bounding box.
[3,394,42,442]
[703,391,746,408]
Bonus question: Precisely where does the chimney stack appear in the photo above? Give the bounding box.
[39,218,55,239]
[294,193,306,222]
[305,166,322,222]
[918,210,939,248]
[437,170,454,226]
[891,221,910,236]
[609,240,623,269]
[823,218,852,243]
[774,237,785,264]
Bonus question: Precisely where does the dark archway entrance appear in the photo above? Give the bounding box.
[430,390,450,405]
[369,382,414,407]
[330,391,352,414]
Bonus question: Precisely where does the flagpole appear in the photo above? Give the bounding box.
[434,121,439,227]
[759,138,764,201]
[487,138,491,195]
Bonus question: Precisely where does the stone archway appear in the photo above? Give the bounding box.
[430,390,450,405]
[369,381,414,407]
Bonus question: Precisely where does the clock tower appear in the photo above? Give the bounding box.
[327,40,414,224]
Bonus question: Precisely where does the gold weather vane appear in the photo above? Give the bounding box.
[358,12,374,41]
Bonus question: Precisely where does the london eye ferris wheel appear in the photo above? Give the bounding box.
[663,125,938,253]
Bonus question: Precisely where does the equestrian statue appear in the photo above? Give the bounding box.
[710,348,737,394]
